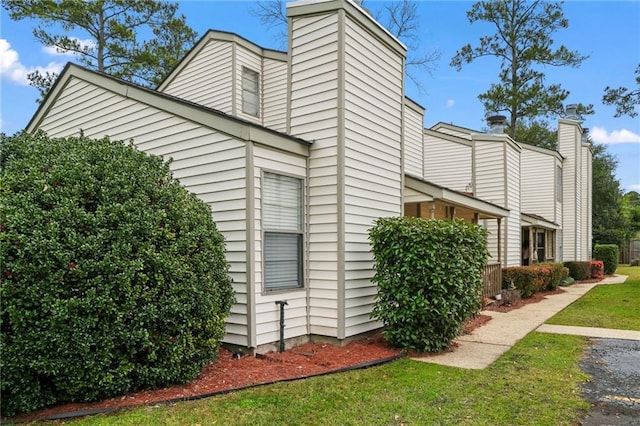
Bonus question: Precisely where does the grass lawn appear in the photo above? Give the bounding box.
[67,333,589,426]
[546,266,640,330]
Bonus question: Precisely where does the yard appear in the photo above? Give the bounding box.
[49,267,640,425]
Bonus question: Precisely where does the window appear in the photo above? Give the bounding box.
[556,165,562,202]
[242,67,259,117]
[263,172,303,291]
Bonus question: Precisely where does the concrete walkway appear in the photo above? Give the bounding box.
[412,274,634,369]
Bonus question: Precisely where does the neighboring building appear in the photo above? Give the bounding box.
[26,0,591,352]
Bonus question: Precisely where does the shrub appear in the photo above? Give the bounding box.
[631,258,640,267]
[502,266,545,299]
[593,244,619,275]
[369,217,488,352]
[0,132,235,416]
[563,261,591,281]
[589,260,604,279]
[537,262,564,290]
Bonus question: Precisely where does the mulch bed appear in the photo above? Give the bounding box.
[9,279,603,423]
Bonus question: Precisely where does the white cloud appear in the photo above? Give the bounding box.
[627,184,640,192]
[42,37,96,56]
[445,99,455,108]
[0,39,64,86]
[590,126,640,144]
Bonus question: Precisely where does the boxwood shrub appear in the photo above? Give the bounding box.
[502,267,541,298]
[369,217,488,352]
[593,244,618,275]
[563,261,591,281]
[0,132,235,416]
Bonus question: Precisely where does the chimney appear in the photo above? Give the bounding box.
[581,128,590,144]
[486,114,507,134]
[565,104,580,120]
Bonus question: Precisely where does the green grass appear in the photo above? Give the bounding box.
[65,333,590,426]
[546,265,640,330]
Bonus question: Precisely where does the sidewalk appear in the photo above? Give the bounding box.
[412,275,636,369]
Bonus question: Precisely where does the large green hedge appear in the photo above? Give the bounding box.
[593,244,618,275]
[0,132,235,416]
[369,217,488,352]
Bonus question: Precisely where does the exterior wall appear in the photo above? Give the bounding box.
[252,145,308,347]
[558,119,584,261]
[161,39,234,114]
[423,130,472,191]
[342,13,404,338]
[403,99,424,177]
[288,10,341,338]
[263,56,288,132]
[473,135,521,266]
[234,43,263,124]
[581,143,593,259]
[520,147,556,221]
[37,76,251,346]
[430,122,474,140]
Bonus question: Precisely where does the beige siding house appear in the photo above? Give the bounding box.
[26,0,591,352]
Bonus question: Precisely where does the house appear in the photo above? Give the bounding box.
[26,0,591,353]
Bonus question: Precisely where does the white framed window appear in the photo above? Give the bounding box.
[242,67,260,117]
[263,172,303,291]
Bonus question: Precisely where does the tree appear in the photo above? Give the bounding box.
[3,0,197,101]
[603,64,640,118]
[513,118,558,150]
[591,143,626,246]
[251,0,440,89]
[0,132,234,416]
[451,0,588,139]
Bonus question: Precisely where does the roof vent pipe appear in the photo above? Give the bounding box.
[486,114,508,134]
[565,104,579,120]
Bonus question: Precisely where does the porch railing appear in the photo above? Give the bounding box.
[482,263,502,298]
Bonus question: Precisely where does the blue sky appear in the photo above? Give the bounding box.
[1,0,639,192]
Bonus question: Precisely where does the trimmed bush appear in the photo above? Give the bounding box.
[563,261,591,281]
[537,262,564,291]
[369,217,488,352]
[502,267,543,298]
[589,260,604,279]
[0,132,235,416]
[593,244,618,275]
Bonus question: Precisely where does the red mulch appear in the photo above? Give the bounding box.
[9,279,601,423]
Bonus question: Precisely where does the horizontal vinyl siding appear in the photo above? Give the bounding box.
[558,122,578,261]
[37,76,250,346]
[403,103,424,177]
[263,57,288,132]
[423,132,472,191]
[290,12,340,338]
[521,149,555,221]
[343,17,403,337]
[505,144,521,266]
[253,146,308,347]
[473,141,505,208]
[160,40,233,114]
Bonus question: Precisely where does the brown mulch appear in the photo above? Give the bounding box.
[10,279,602,423]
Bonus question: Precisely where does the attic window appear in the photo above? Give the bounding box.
[242,67,260,117]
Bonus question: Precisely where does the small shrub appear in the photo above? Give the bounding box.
[369,217,488,352]
[563,261,591,281]
[593,244,618,275]
[502,267,540,298]
[589,260,604,279]
[0,132,235,416]
[537,262,564,290]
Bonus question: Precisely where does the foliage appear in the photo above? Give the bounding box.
[621,191,640,239]
[563,261,591,281]
[251,0,441,91]
[593,244,619,275]
[2,0,197,101]
[502,264,562,298]
[603,64,640,118]
[592,144,628,246]
[0,132,234,416]
[451,0,588,139]
[54,334,592,426]
[589,261,604,280]
[513,118,558,149]
[368,217,488,352]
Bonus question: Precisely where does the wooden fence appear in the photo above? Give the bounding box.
[482,263,502,298]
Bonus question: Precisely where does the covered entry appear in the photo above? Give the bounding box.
[521,213,559,265]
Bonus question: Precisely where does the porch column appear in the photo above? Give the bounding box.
[429,202,436,219]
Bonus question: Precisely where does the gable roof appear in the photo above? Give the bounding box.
[27,63,311,156]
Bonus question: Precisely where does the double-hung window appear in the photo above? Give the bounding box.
[263,172,303,291]
[242,67,260,117]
